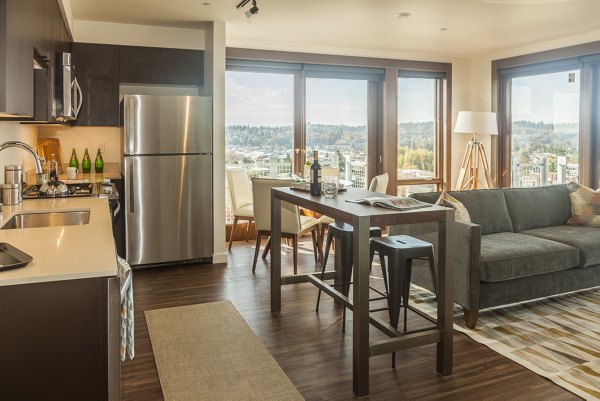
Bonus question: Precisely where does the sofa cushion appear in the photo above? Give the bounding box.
[567,182,600,226]
[479,232,579,282]
[412,189,513,235]
[521,225,600,268]
[434,192,471,223]
[503,185,572,232]
[449,189,513,235]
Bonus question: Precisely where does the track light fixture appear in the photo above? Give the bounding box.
[235,0,250,9]
[236,0,259,18]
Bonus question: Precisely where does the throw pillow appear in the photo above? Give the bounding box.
[567,182,600,226]
[435,192,471,223]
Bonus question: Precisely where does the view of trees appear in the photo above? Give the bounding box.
[397,121,435,173]
[512,120,579,173]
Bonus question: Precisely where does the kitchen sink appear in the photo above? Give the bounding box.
[1,210,90,229]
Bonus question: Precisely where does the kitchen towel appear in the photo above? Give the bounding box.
[118,256,134,361]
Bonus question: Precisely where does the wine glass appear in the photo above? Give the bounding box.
[323,176,339,198]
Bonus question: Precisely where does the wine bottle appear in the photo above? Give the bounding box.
[82,148,91,173]
[310,150,322,196]
[69,148,79,169]
[95,148,104,173]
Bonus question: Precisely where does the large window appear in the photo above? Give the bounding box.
[510,70,580,187]
[306,78,368,188]
[224,48,451,227]
[397,75,443,196]
[495,45,600,188]
[225,70,294,178]
[225,70,294,222]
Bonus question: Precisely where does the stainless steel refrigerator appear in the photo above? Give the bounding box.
[121,95,213,266]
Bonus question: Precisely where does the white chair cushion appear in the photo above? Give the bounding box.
[235,204,254,218]
[300,215,320,233]
[318,215,335,225]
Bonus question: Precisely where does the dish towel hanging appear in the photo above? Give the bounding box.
[118,255,135,361]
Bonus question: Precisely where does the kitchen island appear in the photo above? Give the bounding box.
[0,197,120,401]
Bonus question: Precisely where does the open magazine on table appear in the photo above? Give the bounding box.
[346,196,431,211]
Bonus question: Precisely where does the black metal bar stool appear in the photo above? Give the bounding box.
[370,235,437,368]
[316,222,385,332]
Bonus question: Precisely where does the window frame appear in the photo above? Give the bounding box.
[396,72,447,192]
[492,41,600,188]
[226,48,452,193]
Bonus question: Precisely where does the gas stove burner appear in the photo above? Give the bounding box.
[67,183,94,196]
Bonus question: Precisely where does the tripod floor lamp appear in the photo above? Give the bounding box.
[455,111,498,190]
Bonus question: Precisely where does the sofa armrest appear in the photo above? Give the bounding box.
[388,220,482,310]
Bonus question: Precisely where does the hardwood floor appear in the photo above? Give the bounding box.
[121,239,580,401]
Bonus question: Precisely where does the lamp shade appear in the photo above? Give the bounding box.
[454,111,498,136]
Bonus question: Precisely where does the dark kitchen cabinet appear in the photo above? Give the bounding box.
[73,43,120,126]
[119,45,161,84]
[160,48,204,86]
[0,276,120,401]
[0,0,31,117]
[74,44,204,126]
[0,0,70,119]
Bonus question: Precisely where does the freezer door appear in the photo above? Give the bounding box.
[124,154,213,265]
[123,95,212,155]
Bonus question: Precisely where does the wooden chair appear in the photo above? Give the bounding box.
[227,168,254,251]
[251,177,321,275]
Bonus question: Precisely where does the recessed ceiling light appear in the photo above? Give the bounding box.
[395,12,411,18]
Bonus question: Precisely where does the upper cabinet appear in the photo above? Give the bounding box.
[160,48,204,86]
[72,43,120,127]
[0,0,70,119]
[73,44,204,127]
[119,46,161,84]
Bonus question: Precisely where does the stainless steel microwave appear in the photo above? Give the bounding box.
[55,52,82,122]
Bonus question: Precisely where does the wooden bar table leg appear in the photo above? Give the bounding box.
[436,209,455,375]
[352,215,371,396]
[271,190,282,314]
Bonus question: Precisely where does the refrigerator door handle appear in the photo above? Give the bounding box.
[129,162,135,214]
[127,97,136,154]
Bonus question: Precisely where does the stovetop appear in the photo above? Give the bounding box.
[22,182,119,200]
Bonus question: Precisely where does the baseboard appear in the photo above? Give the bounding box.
[212,252,227,264]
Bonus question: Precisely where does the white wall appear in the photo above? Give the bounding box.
[72,20,205,50]
[202,21,227,264]
[0,123,39,183]
[38,126,122,167]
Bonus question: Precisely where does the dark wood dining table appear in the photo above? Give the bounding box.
[270,187,455,397]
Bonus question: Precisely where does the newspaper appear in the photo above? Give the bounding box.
[346,196,431,211]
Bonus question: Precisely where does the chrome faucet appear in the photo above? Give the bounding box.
[0,141,43,174]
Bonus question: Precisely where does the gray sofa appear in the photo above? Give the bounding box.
[389,184,600,328]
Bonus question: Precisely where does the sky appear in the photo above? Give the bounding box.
[225,69,579,128]
[225,71,436,127]
[511,69,580,123]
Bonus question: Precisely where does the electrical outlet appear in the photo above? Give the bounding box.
[99,143,106,154]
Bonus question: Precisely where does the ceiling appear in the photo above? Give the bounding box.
[69,0,600,57]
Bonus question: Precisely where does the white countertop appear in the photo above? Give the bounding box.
[0,197,118,287]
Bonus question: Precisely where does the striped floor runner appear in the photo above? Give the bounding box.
[411,285,600,400]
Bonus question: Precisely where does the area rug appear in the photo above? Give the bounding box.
[411,285,600,401]
[145,301,304,401]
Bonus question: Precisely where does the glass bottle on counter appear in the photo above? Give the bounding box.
[95,148,104,173]
[81,148,91,173]
[310,150,322,196]
[69,148,79,169]
[47,153,59,182]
